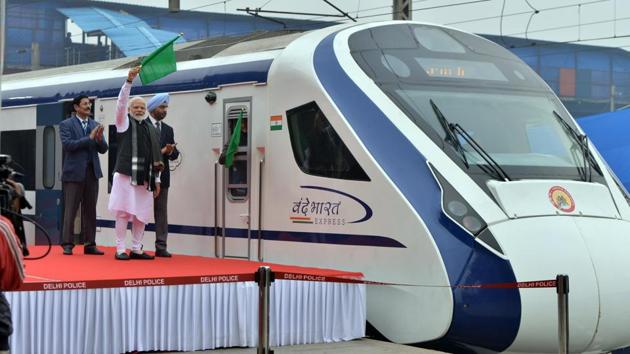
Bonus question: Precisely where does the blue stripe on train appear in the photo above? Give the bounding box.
[312,30,520,351]
[95,219,406,248]
[2,60,273,107]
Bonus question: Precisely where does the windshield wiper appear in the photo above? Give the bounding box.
[430,99,468,168]
[450,123,511,181]
[430,99,511,181]
[553,111,601,182]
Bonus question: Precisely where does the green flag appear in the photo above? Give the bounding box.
[224,110,244,168]
[139,35,181,85]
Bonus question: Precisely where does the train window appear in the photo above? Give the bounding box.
[413,26,466,53]
[349,24,545,89]
[42,126,56,189]
[286,102,369,181]
[0,130,36,190]
[382,54,410,78]
[225,106,249,201]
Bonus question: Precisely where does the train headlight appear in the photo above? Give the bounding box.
[432,168,487,235]
[462,215,483,233]
[429,163,503,255]
[447,200,468,217]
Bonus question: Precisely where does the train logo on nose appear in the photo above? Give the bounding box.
[548,186,575,213]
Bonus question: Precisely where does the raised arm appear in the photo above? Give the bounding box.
[115,66,141,132]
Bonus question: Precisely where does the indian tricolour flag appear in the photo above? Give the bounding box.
[270,115,283,131]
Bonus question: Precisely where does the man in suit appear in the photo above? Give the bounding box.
[148,93,179,257]
[59,95,108,255]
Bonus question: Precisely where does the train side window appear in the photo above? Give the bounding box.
[42,126,56,189]
[225,106,248,200]
[0,130,36,190]
[286,102,370,181]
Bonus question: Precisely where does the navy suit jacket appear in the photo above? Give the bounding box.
[59,115,108,182]
[158,121,179,189]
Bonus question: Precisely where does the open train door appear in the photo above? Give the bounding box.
[219,99,251,259]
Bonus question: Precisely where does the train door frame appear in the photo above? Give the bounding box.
[34,100,70,244]
[220,98,252,259]
[35,98,96,245]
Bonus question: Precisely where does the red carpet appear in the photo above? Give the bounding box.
[18,246,363,291]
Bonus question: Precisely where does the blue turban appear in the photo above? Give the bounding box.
[147,93,169,112]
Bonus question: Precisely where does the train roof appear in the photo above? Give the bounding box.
[2,30,308,107]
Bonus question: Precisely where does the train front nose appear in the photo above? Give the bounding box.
[490,216,630,353]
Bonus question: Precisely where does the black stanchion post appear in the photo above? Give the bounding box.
[256,266,274,354]
[556,274,569,354]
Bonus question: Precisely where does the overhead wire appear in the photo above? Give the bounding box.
[505,14,630,38]
[578,3,582,41]
[259,0,273,9]
[327,0,492,22]
[303,0,479,22]
[613,0,617,37]
[445,0,609,26]
[499,0,507,45]
[523,0,539,40]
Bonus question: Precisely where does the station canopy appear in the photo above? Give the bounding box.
[58,7,186,57]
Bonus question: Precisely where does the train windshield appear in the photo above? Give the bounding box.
[349,24,603,182]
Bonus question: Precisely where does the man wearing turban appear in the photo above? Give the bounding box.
[108,66,164,260]
[147,92,179,257]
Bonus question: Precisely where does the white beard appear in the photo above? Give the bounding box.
[131,112,147,121]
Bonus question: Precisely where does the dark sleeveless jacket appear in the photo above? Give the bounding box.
[114,116,161,185]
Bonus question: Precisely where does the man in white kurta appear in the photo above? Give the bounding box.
[108,66,163,260]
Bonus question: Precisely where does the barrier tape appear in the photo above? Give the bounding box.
[455,279,557,289]
[275,271,557,289]
[15,273,256,292]
[14,269,557,292]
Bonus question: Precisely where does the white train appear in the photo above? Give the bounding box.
[2,21,630,353]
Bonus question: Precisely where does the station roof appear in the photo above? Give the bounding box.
[58,7,185,56]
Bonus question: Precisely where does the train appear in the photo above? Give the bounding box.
[2,20,630,353]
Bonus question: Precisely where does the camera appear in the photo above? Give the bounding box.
[204,91,217,104]
[0,154,31,257]
[0,155,17,211]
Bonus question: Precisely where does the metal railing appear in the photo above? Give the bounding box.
[557,274,569,354]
